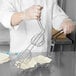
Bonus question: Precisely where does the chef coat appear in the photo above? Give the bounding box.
[0,0,68,54]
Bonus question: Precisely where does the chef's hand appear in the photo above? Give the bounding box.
[24,5,43,20]
[61,19,75,35]
[11,5,43,26]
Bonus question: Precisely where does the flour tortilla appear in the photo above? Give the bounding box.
[15,58,37,69]
[15,55,52,70]
[0,53,10,64]
[34,55,52,64]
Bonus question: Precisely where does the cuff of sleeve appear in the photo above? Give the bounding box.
[53,15,68,30]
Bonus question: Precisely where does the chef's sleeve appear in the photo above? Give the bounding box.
[52,2,69,30]
[0,0,19,30]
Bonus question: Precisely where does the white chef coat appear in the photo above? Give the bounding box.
[0,0,68,54]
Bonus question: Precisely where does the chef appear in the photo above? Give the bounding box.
[0,0,75,56]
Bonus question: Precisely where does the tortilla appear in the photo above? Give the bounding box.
[34,55,52,64]
[15,55,52,70]
[0,53,10,64]
[15,58,37,69]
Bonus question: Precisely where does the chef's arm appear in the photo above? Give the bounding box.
[0,0,42,29]
[11,12,25,26]
[52,2,75,34]
[11,5,43,26]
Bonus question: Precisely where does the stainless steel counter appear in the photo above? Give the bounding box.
[0,52,76,76]
[0,61,52,76]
